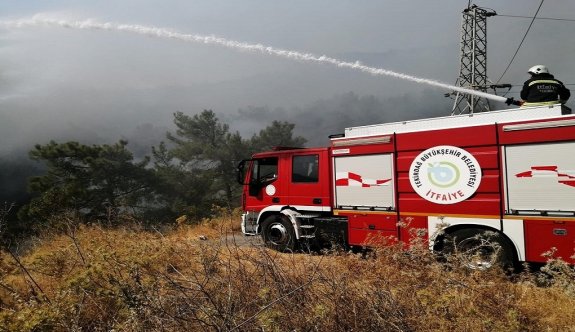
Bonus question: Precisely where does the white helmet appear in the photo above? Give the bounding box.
[528,65,549,75]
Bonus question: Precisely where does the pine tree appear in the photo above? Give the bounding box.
[21,140,157,222]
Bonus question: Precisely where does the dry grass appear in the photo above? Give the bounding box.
[1,213,574,331]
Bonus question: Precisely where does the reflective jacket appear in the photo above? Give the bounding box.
[520,73,570,106]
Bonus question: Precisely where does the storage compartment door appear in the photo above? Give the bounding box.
[334,154,395,209]
[504,142,575,213]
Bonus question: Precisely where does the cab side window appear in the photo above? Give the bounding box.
[292,155,319,183]
[251,157,278,184]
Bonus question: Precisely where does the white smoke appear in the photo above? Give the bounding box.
[0,16,508,103]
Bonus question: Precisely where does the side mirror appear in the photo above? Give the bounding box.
[236,160,250,185]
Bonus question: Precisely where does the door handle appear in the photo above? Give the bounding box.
[272,197,280,203]
[553,228,567,236]
[313,198,322,204]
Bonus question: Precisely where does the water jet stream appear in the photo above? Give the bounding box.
[0,17,508,104]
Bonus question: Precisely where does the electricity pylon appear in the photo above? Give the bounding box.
[451,4,497,115]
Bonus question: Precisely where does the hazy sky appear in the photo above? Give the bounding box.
[0,0,573,153]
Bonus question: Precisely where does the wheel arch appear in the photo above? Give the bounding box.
[256,205,299,234]
[433,224,519,263]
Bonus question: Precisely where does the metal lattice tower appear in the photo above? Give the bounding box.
[451,5,497,115]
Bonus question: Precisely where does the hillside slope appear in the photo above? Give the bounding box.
[1,215,574,331]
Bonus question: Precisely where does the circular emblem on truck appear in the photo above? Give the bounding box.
[409,145,481,204]
[265,184,276,196]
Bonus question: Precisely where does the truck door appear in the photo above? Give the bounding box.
[241,156,284,234]
[244,156,288,213]
[287,150,330,210]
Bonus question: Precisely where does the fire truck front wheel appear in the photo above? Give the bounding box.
[441,228,515,271]
[261,215,296,252]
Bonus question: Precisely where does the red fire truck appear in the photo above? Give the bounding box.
[237,104,575,269]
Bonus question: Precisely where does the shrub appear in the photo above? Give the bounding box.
[0,216,574,331]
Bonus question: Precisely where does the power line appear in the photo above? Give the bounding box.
[496,0,545,84]
[497,14,575,22]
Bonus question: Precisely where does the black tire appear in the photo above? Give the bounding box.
[260,215,296,252]
[440,228,515,271]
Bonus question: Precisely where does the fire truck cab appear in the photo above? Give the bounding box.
[238,104,575,269]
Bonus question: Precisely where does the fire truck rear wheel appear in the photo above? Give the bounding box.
[261,215,296,252]
[443,228,515,271]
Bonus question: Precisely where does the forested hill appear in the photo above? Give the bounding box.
[0,110,306,240]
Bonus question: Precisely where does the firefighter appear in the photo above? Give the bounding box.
[520,65,570,107]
